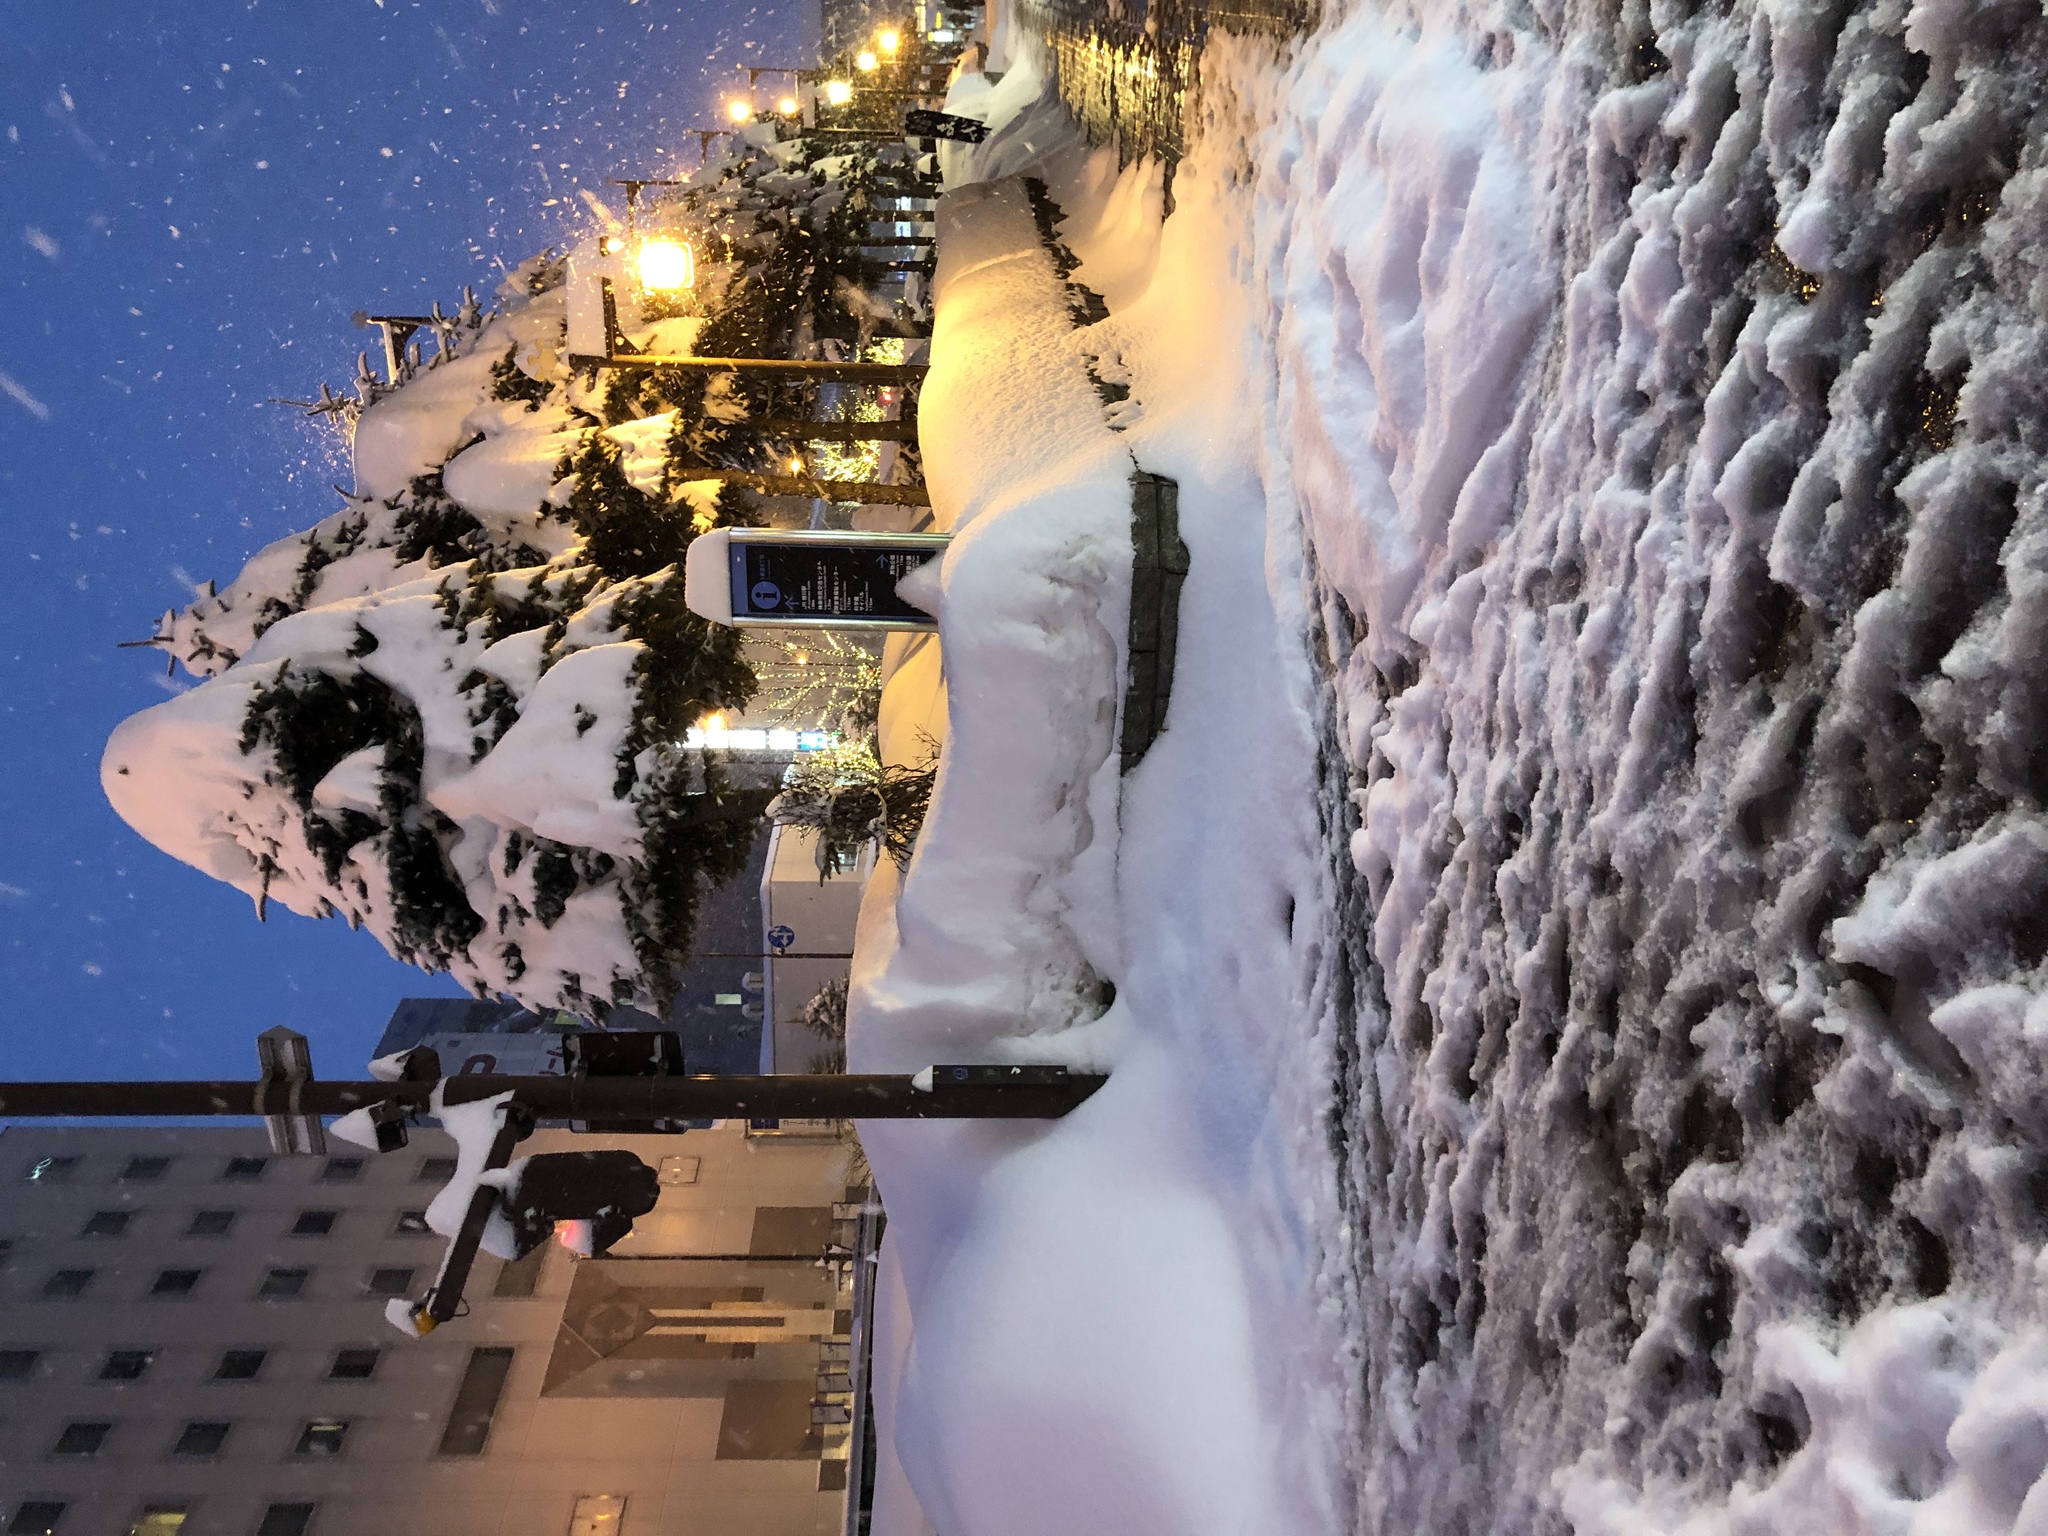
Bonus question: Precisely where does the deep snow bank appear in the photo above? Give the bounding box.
[1231,1,2048,1532]
[848,111,1348,1536]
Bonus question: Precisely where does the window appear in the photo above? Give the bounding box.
[220,1157,267,1183]
[128,1510,186,1536]
[51,1422,110,1457]
[0,1237,11,1267]
[150,1269,201,1299]
[171,1421,230,1457]
[23,1155,79,1184]
[7,1504,65,1536]
[81,1211,131,1237]
[392,1210,431,1236]
[214,1349,265,1382]
[122,1157,171,1183]
[258,1268,308,1299]
[365,1267,413,1298]
[255,1505,314,1536]
[100,1351,154,1382]
[290,1211,338,1237]
[493,1246,544,1298]
[416,1157,458,1183]
[568,1495,626,1536]
[328,1347,379,1381]
[0,1349,39,1381]
[438,1347,514,1456]
[657,1155,701,1186]
[186,1210,235,1237]
[43,1269,93,1299]
[293,1420,348,1457]
[319,1156,364,1183]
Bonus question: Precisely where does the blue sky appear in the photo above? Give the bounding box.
[0,0,798,1082]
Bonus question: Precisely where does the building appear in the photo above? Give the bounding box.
[0,1119,868,1536]
[758,828,869,1076]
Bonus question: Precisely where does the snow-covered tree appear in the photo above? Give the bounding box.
[104,135,909,1017]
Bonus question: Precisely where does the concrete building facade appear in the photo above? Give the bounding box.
[0,1120,864,1536]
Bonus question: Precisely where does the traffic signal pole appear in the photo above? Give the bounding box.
[0,1068,1106,1123]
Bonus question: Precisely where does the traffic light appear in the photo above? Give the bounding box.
[502,1149,661,1258]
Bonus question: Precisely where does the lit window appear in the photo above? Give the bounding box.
[150,1269,200,1299]
[291,1211,338,1238]
[568,1494,626,1535]
[129,1509,187,1536]
[294,1420,348,1457]
[81,1211,131,1237]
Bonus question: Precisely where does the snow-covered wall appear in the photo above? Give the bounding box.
[1236,0,2048,1531]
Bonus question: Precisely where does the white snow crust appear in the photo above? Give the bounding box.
[858,5,2048,1535]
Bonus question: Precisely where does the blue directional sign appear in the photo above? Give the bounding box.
[767,925,796,952]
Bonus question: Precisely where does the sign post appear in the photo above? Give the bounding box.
[685,528,947,631]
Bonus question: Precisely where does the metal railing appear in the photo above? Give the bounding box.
[1017,0,1317,167]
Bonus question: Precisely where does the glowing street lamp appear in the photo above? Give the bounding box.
[636,238,695,292]
[824,79,853,106]
[725,98,754,124]
[777,95,799,115]
[856,50,879,72]
[877,28,901,53]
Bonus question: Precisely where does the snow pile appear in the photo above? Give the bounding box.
[847,84,1350,1536]
[854,3,2048,1532]
[1227,0,2048,1531]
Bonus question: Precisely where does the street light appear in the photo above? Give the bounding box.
[878,28,901,53]
[726,98,754,123]
[777,95,799,115]
[824,79,853,106]
[857,50,879,72]
[636,237,695,292]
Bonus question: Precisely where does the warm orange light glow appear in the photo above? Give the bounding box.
[636,238,695,291]
[824,79,853,106]
[878,28,901,53]
[777,95,799,115]
[701,712,726,734]
[601,234,626,255]
[725,98,754,123]
[787,456,805,474]
[856,50,879,71]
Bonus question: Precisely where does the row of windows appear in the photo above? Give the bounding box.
[25,1264,417,1301]
[8,1501,313,1536]
[40,1416,351,1460]
[0,1346,383,1385]
[27,1207,434,1240]
[21,1154,458,1187]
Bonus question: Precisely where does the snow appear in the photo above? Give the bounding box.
[858,3,2048,1533]
[849,80,1344,1536]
